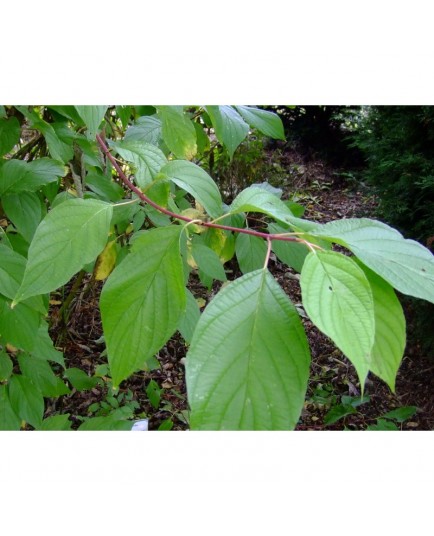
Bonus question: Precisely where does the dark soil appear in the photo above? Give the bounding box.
[49,146,434,431]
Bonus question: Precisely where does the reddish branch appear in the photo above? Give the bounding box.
[96,134,314,246]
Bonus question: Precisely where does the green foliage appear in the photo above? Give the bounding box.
[353,106,434,246]
[1,104,433,431]
[100,226,186,386]
[186,269,311,430]
[300,250,376,388]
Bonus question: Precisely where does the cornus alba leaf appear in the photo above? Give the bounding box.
[186,268,311,430]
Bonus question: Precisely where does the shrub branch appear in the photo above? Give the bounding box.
[96,134,320,248]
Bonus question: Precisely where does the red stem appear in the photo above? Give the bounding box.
[96,134,308,245]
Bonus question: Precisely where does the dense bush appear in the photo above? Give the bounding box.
[353,106,434,353]
[353,106,434,249]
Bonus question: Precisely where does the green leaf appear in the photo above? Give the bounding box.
[146,380,161,409]
[18,354,70,397]
[158,418,174,430]
[186,269,311,430]
[31,118,72,163]
[0,116,21,156]
[300,251,375,387]
[235,106,285,140]
[193,121,210,154]
[178,288,201,344]
[64,368,100,391]
[0,158,65,196]
[0,296,41,351]
[324,404,357,425]
[31,322,65,368]
[146,178,170,207]
[0,348,13,381]
[230,185,295,224]
[341,394,371,408]
[13,198,113,304]
[100,226,186,386]
[86,172,125,202]
[310,218,434,304]
[0,244,46,312]
[382,406,417,423]
[116,105,133,128]
[269,224,309,273]
[206,106,249,159]
[47,106,85,125]
[75,106,108,139]
[157,106,197,160]
[0,243,27,298]
[39,414,72,431]
[161,160,223,219]
[235,233,267,274]
[2,192,45,242]
[357,262,406,391]
[0,385,21,430]
[8,374,44,429]
[125,115,163,145]
[112,140,167,188]
[366,419,398,431]
[78,415,133,431]
[191,242,227,282]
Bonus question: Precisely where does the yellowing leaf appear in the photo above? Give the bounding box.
[196,297,206,308]
[94,240,117,281]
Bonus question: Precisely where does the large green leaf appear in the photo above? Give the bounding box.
[206,105,249,159]
[100,226,186,386]
[0,385,21,430]
[310,218,434,304]
[8,374,44,429]
[300,251,375,386]
[186,269,311,430]
[112,140,167,188]
[75,106,108,139]
[157,106,197,160]
[13,198,113,304]
[2,191,45,242]
[235,106,285,140]
[161,160,223,219]
[235,233,267,274]
[230,185,299,226]
[357,262,406,391]
[0,116,21,157]
[0,158,65,196]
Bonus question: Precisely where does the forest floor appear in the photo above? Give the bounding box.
[50,144,434,431]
